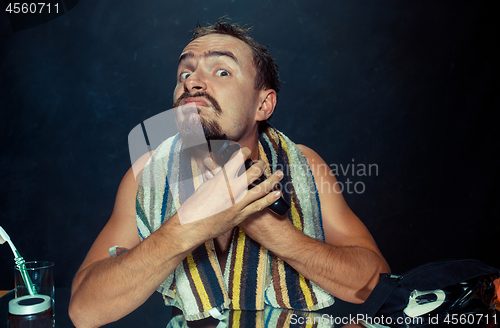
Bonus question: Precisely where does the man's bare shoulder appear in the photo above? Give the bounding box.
[296,144,319,161]
[296,144,332,180]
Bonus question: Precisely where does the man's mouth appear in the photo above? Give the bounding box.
[174,91,222,115]
[181,97,210,108]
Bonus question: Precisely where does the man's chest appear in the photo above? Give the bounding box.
[213,228,235,273]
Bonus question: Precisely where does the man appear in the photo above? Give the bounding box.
[69,21,390,327]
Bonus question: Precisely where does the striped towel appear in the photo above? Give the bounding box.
[136,124,334,320]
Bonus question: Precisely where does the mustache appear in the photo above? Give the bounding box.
[173,91,222,115]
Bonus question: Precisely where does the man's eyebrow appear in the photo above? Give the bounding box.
[178,52,194,66]
[178,50,240,67]
[205,50,239,65]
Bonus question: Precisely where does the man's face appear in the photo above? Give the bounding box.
[173,34,262,142]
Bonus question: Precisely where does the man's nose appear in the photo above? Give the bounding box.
[184,72,207,92]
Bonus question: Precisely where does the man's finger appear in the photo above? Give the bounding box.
[240,170,283,205]
[243,160,267,184]
[242,190,283,217]
[203,157,221,179]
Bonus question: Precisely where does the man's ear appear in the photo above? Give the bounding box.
[255,89,277,122]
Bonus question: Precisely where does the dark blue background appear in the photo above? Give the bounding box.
[1,0,498,290]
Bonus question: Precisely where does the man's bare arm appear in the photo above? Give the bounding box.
[239,145,390,304]
[263,221,389,303]
[69,149,284,327]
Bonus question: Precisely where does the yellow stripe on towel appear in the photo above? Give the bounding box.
[191,157,202,189]
[232,229,246,309]
[258,143,272,177]
[277,258,291,308]
[232,310,242,328]
[290,198,302,231]
[255,245,267,309]
[299,274,314,308]
[186,253,211,311]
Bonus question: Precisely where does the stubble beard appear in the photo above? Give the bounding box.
[173,91,225,141]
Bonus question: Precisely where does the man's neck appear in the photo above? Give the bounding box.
[234,126,261,161]
[184,126,262,178]
[237,137,260,161]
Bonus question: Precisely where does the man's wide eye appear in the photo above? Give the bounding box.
[180,72,191,80]
[216,69,230,77]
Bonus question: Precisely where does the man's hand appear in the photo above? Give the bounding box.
[238,208,293,249]
[178,147,258,224]
[177,147,285,246]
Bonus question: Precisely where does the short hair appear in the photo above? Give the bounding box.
[191,19,282,95]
